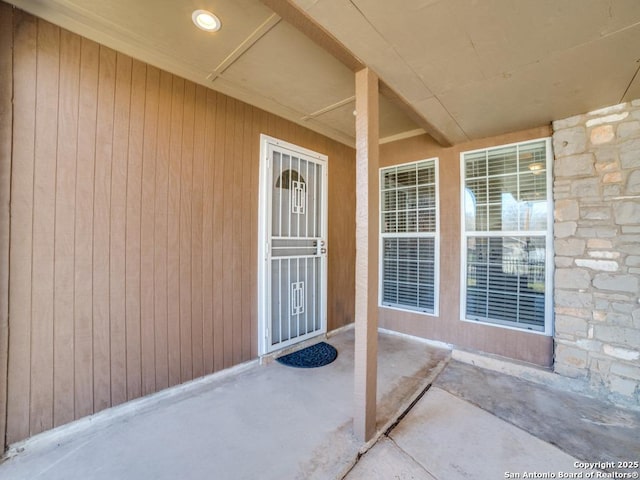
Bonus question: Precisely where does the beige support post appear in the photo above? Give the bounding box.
[353,67,379,442]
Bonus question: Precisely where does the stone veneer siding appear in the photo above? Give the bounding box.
[552,100,640,407]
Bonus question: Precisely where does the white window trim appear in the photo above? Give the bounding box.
[459,137,554,336]
[378,157,440,317]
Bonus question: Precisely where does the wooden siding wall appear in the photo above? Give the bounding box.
[379,126,554,367]
[3,6,355,446]
[0,1,13,452]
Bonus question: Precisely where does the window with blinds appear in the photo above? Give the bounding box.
[461,139,552,332]
[380,159,438,314]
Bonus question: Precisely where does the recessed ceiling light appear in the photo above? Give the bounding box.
[192,9,221,32]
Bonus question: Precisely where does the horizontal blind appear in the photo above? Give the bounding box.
[462,140,549,331]
[465,236,546,329]
[382,237,435,312]
[381,159,437,314]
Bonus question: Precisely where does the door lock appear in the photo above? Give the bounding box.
[317,240,327,256]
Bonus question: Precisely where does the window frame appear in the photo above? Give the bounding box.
[459,137,554,336]
[379,158,440,317]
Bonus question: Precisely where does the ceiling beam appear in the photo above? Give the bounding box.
[261,0,364,72]
[260,0,453,146]
[379,81,452,147]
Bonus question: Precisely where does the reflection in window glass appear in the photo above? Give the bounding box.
[464,140,547,233]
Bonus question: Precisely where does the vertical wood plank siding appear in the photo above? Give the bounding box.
[0,0,14,451]
[3,7,356,445]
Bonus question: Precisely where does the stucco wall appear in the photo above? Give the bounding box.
[553,100,640,407]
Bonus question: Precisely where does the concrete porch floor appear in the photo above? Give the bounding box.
[1,328,638,480]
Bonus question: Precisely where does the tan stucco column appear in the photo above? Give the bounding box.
[353,67,379,442]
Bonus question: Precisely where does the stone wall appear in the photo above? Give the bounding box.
[553,100,640,407]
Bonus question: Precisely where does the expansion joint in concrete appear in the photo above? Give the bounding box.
[339,356,451,479]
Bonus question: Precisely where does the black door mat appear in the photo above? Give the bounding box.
[276,342,338,368]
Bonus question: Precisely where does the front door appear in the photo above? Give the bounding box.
[258,135,328,355]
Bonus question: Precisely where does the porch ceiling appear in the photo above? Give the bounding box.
[8,0,640,147]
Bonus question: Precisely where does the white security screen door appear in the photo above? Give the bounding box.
[258,135,328,355]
